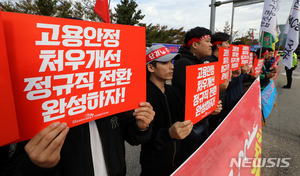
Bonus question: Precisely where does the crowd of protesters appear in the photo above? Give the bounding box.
[0,25,290,176]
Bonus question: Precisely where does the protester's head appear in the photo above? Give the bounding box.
[267,48,274,59]
[211,32,230,51]
[146,45,180,81]
[184,27,212,59]
[267,48,274,53]
[252,51,257,57]
[256,47,269,59]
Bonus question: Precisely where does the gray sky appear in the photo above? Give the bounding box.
[110,0,293,40]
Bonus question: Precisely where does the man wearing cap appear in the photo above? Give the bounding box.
[172,27,222,163]
[140,45,193,176]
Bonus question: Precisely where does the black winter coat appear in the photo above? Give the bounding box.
[140,80,185,175]
[1,112,152,176]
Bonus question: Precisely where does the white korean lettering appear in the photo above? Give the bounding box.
[36,23,60,46]
[62,25,83,46]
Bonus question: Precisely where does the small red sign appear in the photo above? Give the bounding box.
[251,58,265,76]
[218,47,231,84]
[185,63,220,124]
[239,45,250,66]
[230,45,240,71]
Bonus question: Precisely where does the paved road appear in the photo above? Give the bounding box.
[125,59,300,176]
[261,60,300,176]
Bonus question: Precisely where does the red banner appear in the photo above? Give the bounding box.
[219,47,230,84]
[239,45,250,66]
[230,45,240,71]
[185,63,219,124]
[251,58,265,76]
[1,12,146,142]
[173,78,262,176]
[0,9,20,146]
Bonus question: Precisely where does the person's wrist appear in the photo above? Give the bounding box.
[136,120,149,131]
[139,125,149,131]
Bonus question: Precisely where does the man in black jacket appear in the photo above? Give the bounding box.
[1,103,155,176]
[172,27,222,163]
[140,44,193,176]
[203,32,230,134]
[256,47,275,90]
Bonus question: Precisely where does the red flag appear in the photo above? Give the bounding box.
[94,0,110,23]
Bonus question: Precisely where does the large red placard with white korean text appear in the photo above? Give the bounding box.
[0,9,20,146]
[1,12,146,142]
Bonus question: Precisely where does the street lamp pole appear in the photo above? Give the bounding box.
[209,0,264,42]
[230,3,235,43]
[210,0,216,33]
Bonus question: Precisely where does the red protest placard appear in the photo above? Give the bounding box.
[273,66,281,80]
[251,58,265,76]
[274,50,278,58]
[239,45,250,66]
[248,52,254,69]
[2,12,146,142]
[173,78,262,176]
[185,63,219,124]
[230,45,240,71]
[271,55,280,68]
[219,47,230,84]
[0,9,20,146]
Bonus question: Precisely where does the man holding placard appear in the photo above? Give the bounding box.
[172,27,222,163]
[0,9,156,176]
[223,41,253,113]
[256,47,275,90]
[140,45,193,176]
[203,32,230,134]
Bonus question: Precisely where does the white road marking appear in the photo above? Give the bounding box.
[281,71,300,79]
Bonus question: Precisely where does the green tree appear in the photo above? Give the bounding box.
[37,0,58,16]
[113,0,144,25]
[0,0,58,16]
[143,23,171,46]
[234,28,259,45]
[216,20,239,42]
[141,23,185,46]
[168,27,186,44]
[56,0,72,18]
[0,0,102,21]
[0,0,20,12]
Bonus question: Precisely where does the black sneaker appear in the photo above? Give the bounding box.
[282,85,291,89]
